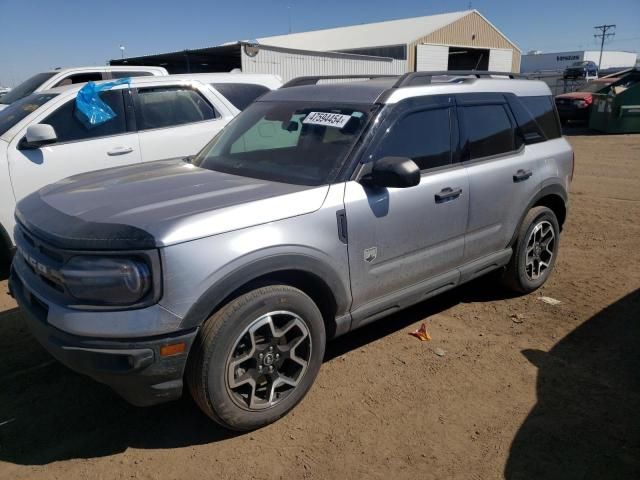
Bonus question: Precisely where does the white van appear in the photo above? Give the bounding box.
[0,66,168,111]
[0,73,282,257]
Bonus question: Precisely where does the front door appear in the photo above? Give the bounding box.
[344,98,468,324]
[8,89,141,201]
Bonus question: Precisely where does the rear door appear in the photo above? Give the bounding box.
[8,89,142,201]
[345,96,469,322]
[133,85,229,162]
[458,93,556,262]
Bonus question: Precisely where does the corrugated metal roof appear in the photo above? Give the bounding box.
[258,10,471,51]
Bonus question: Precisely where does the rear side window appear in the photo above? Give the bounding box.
[519,96,561,140]
[460,105,515,159]
[212,83,270,110]
[41,90,127,143]
[135,87,217,130]
[111,71,154,79]
[373,108,452,170]
[54,72,104,87]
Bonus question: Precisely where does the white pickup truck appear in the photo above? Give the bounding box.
[0,73,282,261]
[0,66,168,111]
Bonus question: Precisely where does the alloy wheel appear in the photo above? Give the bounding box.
[525,220,555,280]
[225,311,311,410]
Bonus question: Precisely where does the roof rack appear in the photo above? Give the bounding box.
[281,71,529,90]
[392,71,528,87]
[281,74,398,88]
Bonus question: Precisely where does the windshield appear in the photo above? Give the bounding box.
[0,72,56,105]
[194,101,375,186]
[0,93,57,137]
[570,61,589,67]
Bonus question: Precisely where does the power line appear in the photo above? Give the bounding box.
[593,24,616,69]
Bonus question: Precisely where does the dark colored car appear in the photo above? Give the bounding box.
[555,78,617,123]
[563,61,598,80]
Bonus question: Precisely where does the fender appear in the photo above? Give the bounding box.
[508,183,568,247]
[179,253,352,332]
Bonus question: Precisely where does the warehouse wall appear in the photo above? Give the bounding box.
[521,51,638,73]
[408,11,521,72]
[241,45,407,82]
[583,51,638,70]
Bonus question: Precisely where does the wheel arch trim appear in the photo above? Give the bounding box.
[508,184,568,247]
[178,253,351,334]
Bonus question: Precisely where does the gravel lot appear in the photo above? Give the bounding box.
[0,131,638,480]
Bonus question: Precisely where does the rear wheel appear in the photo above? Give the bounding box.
[187,285,325,431]
[503,206,560,293]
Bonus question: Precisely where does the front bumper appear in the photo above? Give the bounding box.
[10,268,197,407]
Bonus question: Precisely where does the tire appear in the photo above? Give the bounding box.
[186,285,326,431]
[503,206,560,294]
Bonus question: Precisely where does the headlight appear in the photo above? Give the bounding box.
[61,256,152,306]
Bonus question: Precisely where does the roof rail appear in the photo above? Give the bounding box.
[281,71,529,90]
[392,71,528,87]
[281,74,398,88]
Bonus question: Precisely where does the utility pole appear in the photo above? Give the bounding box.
[593,24,616,69]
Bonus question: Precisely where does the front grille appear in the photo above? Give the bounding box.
[14,223,68,296]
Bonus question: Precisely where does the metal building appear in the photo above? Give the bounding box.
[259,9,521,73]
[111,9,520,78]
[110,42,406,82]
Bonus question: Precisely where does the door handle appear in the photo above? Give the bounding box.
[435,187,463,203]
[107,146,133,156]
[513,169,533,182]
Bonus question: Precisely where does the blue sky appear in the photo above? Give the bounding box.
[0,0,639,86]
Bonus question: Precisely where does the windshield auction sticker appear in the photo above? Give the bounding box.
[303,112,352,128]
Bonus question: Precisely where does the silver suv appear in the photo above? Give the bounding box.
[10,72,573,431]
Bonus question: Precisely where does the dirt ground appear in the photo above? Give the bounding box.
[0,131,638,480]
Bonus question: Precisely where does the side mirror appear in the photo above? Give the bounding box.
[22,124,58,149]
[361,156,420,188]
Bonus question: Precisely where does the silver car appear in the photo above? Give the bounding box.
[10,72,573,431]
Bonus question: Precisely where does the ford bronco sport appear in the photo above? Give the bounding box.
[10,72,573,431]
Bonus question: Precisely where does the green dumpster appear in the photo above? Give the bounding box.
[589,70,640,133]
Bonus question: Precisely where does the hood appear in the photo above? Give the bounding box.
[16,159,329,249]
[556,92,594,100]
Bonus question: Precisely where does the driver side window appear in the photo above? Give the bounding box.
[373,107,452,171]
[40,90,127,143]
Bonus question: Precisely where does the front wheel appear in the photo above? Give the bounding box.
[186,285,326,431]
[503,206,560,293]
